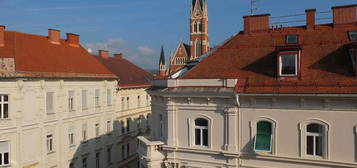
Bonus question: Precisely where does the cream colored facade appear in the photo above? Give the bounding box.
[116,87,151,168]
[138,79,357,168]
[0,79,119,168]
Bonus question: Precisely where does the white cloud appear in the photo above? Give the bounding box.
[84,38,125,54]
[137,46,156,55]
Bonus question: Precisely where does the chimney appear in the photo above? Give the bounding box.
[305,9,316,30]
[48,29,60,44]
[113,53,123,59]
[0,25,4,47]
[332,4,357,26]
[99,50,109,59]
[66,33,80,47]
[243,14,270,33]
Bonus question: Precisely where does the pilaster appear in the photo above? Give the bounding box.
[224,107,238,152]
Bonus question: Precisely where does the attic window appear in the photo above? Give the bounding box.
[279,54,298,76]
[286,35,299,44]
[348,31,357,41]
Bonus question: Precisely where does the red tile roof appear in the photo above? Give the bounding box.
[95,56,153,88]
[183,24,357,94]
[0,30,116,79]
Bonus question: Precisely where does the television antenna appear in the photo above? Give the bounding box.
[250,0,259,15]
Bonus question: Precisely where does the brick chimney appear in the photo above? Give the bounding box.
[305,9,316,30]
[0,25,4,47]
[66,33,80,47]
[99,50,109,59]
[113,53,123,59]
[48,29,60,44]
[243,14,270,33]
[332,4,357,26]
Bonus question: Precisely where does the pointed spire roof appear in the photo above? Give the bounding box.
[159,45,165,65]
[192,0,205,10]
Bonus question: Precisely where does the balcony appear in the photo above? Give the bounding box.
[137,136,165,168]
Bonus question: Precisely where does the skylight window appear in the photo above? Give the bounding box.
[348,31,357,41]
[279,54,297,76]
[286,35,299,44]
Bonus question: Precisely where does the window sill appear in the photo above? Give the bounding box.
[0,118,10,121]
[193,145,209,150]
[47,151,56,155]
[69,144,76,148]
[46,112,55,115]
[304,155,325,160]
[0,164,11,167]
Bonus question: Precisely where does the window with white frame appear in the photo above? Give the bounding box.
[68,126,75,146]
[82,90,88,109]
[95,123,100,137]
[306,123,324,157]
[159,114,164,139]
[68,91,75,112]
[95,89,100,107]
[46,134,54,153]
[106,120,111,133]
[194,118,208,147]
[0,141,10,166]
[254,121,272,152]
[46,92,54,114]
[0,95,8,119]
[107,89,112,105]
[279,54,297,76]
[82,124,87,142]
[82,157,87,168]
[121,97,125,111]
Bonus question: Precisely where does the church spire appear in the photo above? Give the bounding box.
[159,46,166,76]
[190,0,209,60]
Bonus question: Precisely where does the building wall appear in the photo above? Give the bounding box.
[0,79,118,168]
[116,87,151,168]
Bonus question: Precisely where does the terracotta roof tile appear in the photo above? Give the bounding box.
[183,24,357,94]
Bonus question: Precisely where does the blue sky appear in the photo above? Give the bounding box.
[0,0,356,70]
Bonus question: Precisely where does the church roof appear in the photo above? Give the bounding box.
[192,0,205,9]
[159,46,165,65]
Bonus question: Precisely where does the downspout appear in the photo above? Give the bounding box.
[234,93,242,167]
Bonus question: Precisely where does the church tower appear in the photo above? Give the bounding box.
[159,46,167,76]
[190,0,209,60]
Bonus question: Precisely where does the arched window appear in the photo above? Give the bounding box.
[195,40,202,58]
[198,22,203,32]
[254,121,272,152]
[306,123,324,156]
[195,118,208,146]
[194,22,198,33]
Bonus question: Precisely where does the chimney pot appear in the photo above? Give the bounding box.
[305,9,316,30]
[332,4,357,26]
[48,29,60,44]
[99,50,109,59]
[0,25,4,47]
[243,14,270,33]
[66,33,80,47]
[114,53,123,59]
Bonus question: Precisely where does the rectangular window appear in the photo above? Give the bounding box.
[95,89,100,107]
[82,124,87,142]
[46,134,54,153]
[95,152,100,168]
[254,122,272,152]
[107,89,112,105]
[159,114,163,138]
[126,119,130,132]
[82,157,87,168]
[46,92,54,113]
[126,143,130,157]
[286,34,298,44]
[349,31,357,41]
[121,145,125,159]
[106,120,111,133]
[121,121,125,134]
[107,147,112,165]
[0,141,9,166]
[126,97,130,109]
[95,123,100,137]
[68,91,75,112]
[279,54,297,76]
[0,95,9,119]
[121,97,125,111]
[82,90,88,109]
[68,127,75,146]
[137,95,141,108]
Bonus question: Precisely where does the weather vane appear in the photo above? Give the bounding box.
[250,0,259,15]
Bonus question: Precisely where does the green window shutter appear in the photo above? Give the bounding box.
[254,121,272,151]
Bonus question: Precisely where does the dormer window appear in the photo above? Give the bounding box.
[279,54,298,76]
[286,35,299,44]
[348,31,357,41]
